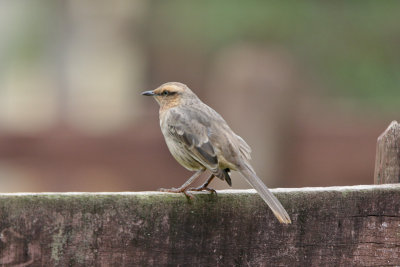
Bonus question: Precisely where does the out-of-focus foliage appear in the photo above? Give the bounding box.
[150,1,400,110]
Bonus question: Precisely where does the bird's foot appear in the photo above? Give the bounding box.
[158,187,194,199]
[188,185,217,195]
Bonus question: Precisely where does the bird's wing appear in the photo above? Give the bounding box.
[235,134,252,161]
[166,108,219,171]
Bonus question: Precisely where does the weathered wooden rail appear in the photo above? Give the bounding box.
[0,121,399,266]
[0,185,399,266]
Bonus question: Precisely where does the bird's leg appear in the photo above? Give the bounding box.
[188,174,217,195]
[159,170,204,199]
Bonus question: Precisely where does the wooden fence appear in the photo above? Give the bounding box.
[0,121,399,266]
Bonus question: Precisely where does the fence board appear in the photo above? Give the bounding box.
[0,185,399,266]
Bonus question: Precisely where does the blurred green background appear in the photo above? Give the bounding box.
[0,0,399,192]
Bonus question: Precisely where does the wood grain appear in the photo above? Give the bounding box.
[0,185,399,266]
[374,120,400,184]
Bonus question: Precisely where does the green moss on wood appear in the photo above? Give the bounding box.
[0,185,399,266]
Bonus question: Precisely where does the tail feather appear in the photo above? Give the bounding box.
[239,164,291,224]
[213,168,232,186]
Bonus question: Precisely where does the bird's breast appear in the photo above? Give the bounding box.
[159,117,203,171]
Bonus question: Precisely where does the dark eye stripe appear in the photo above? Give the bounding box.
[158,91,177,96]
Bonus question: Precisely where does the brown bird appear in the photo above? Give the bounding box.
[142,82,291,224]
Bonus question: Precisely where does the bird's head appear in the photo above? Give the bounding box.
[141,82,197,109]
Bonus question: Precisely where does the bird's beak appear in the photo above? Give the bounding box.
[141,90,156,96]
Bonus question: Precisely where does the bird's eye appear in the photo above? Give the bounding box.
[162,91,169,96]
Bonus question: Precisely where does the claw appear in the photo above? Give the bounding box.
[189,186,217,195]
[158,187,194,199]
[157,172,215,200]
[182,190,195,199]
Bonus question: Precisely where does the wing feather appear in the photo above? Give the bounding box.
[167,110,218,170]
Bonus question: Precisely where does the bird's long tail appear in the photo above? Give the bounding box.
[239,163,291,224]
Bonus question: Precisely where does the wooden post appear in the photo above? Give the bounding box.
[374,121,400,184]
